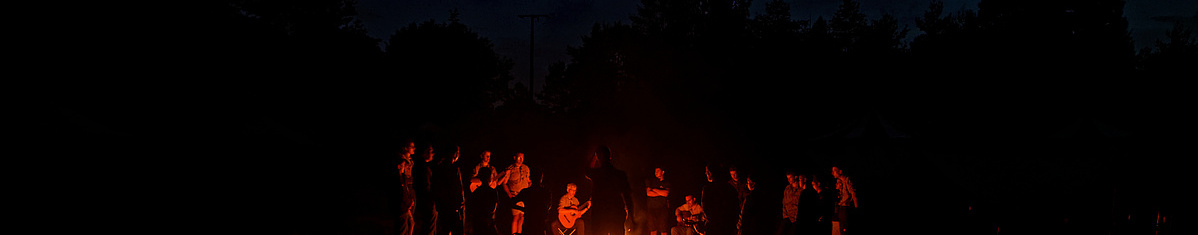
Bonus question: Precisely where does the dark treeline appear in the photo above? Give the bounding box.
[45,0,1193,234]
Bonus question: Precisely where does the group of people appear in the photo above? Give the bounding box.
[391,142,635,235]
[646,165,858,235]
[390,140,858,235]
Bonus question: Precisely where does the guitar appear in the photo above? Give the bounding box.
[558,200,591,229]
[677,210,707,235]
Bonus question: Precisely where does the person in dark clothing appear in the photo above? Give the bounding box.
[702,163,740,235]
[737,174,775,235]
[515,168,551,235]
[728,166,749,210]
[395,141,417,235]
[645,167,671,235]
[415,144,438,235]
[797,175,820,235]
[585,145,634,235]
[469,167,500,235]
[813,175,837,235]
[434,146,465,235]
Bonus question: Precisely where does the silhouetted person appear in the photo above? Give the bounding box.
[555,183,589,235]
[434,146,465,235]
[415,145,438,235]
[780,171,801,235]
[702,163,739,235]
[798,175,820,235]
[501,153,531,235]
[728,166,749,209]
[394,141,417,235]
[468,167,500,235]
[813,175,836,235]
[515,168,550,235]
[831,166,857,235]
[737,174,771,235]
[586,146,634,235]
[646,167,671,235]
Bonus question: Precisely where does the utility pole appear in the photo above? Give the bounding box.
[518,14,548,103]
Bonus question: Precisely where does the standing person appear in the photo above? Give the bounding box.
[646,167,671,235]
[501,153,532,235]
[394,140,417,235]
[780,171,801,235]
[554,183,590,235]
[434,146,466,235]
[468,167,500,235]
[831,166,857,235]
[702,163,739,235]
[728,166,749,209]
[473,151,499,191]
[515,168,551,235]
[737,174,772,235]
[586,146,634,235]
[414,145,438,235]
[798,175,820,235]
[813,175,837,235]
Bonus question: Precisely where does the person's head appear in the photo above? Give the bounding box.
[480,150,492,165]
[705,165,714,182]
[566,183,577,196]
[786,171,798,185]
[811,175,822,191]
[514,152,525,164]
[654,167,665,179]
[685,195,696,205]
[729,165,739,181]
[832,166,843,178]
[400,140,416,159]
[591,145,611,169]
[422,144,435,162]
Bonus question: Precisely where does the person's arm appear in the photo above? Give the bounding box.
[656,187,669,197]
[646,187,658,197]
[499,167,511,185]
[848,181,858,207]
[499,168,513,196]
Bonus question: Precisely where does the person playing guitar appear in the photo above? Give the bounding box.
[674,195,706,235]
[554,183,589,235]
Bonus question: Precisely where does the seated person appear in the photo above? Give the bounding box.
[675,195,704,225]
[672,195,705,235]
[553,183,589,235]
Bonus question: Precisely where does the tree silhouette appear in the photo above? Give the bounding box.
[1137,22,1198,74]
[384,10,517,127]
